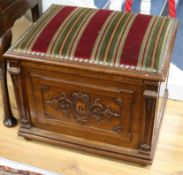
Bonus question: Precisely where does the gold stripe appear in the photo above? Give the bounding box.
[69,10,98,57]
[95,12,120,62]
[103,13,126,62]
[137,16,157,66]
[141,17,162,66]
[16,5,60,51]
[115,14,137,65]
[150,18,167,67]
[47,8,82,55]
[158,20,175,70]
[23,6,60,51]
[58,9,90,55]
[110,13,133,65]
[27,6,65,52]
[90,12,117,61]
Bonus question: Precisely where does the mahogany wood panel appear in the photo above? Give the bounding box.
[1,96,183,174]
[6,59,168,165]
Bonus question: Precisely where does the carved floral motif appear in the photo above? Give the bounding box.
[45,91,121,125]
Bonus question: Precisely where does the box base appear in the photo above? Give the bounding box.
[18,89,168,165]
[19,127,153,165]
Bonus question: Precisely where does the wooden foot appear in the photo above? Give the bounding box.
[0,30,17,127]
[3,115,17,127]
[25,137,32,141]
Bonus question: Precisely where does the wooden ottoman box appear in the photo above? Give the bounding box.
[5,5,178,165]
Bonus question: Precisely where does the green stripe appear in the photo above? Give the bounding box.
[62,9,94,56]
[69,10,98,57]
[143,17,164,67]
[96,13,122,62]
[114,14,137,65]
[52,8,86,55]
[90,12,116,61]
[18,5,60,51]
[155,19,171,69]
[137,16,157,67]
[106,13,131,63]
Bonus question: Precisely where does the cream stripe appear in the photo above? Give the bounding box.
[95,13,120,62]
[69,10,98,57]
[158,20,175,70]
[141,17,162,66]
[16,5,60,51]
[90,12,117,61]
[103,12,126,62]
[58,9,89,55]
[27,6,65,52]
[150,18,167,68]
[115,14,137,65]
[137,16,157,66]
[111,13,133,65]
[47,8,82,55]
[22,6,60,51]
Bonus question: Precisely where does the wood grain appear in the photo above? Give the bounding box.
[0,77,183,174]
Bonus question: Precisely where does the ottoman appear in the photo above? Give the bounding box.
[4,5,178,164]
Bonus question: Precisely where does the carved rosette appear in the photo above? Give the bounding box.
[45,91,121,126]
[72,92,90,124]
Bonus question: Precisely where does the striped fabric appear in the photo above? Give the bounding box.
[12,5,178,73]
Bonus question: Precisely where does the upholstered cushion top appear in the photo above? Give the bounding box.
[11,5,178,73]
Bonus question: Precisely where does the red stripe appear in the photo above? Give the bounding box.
[114,14,134,64]
[74,10,112,59]
[120,15,152,66]
[32,6,76,53]
[141,17,158,65]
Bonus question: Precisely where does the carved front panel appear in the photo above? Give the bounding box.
[25,70,137,146]
[42,89,123,132]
